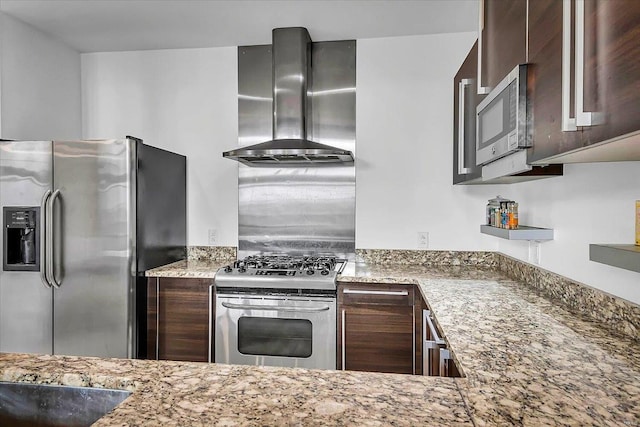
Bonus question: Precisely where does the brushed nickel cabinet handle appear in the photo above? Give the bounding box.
[458,78,473,174]
[440,348,451,377]
[424,310,445,345]
[573,0,603,127]
[156,278,160,360]
[208,284,214,363]
[477,0,491,95]
[561,0,577,131]
[341,309,346,371]
[342,289,408,296]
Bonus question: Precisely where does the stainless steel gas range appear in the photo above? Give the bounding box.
[214,255,346,370]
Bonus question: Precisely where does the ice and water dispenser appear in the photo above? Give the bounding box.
[3,207,40,271]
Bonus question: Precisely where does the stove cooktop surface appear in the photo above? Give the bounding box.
[214,255,347,291]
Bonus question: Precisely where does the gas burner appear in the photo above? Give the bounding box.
[234,255,342,272]
[215,255,347,291]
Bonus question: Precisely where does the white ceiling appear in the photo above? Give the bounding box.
[0,0,478,53]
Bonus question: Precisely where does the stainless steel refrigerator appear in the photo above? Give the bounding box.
[0,137,186,358]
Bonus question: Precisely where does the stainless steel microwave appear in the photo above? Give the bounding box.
[476,64,531,166]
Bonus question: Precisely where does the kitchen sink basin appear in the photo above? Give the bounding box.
[0,381,131,427]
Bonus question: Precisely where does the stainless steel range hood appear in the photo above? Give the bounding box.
[223,27,354,166]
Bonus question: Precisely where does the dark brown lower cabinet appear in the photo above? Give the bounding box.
[146,277,212,362]
[337,283,416,374]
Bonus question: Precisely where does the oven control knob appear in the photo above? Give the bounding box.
[306,270,315,275]
[224,266,232,273]
[321,269,329,276]
[239,267,246,273]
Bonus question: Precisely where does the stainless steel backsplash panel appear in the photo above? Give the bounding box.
[237,40,356,260]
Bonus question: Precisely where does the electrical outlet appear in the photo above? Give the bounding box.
[208,229,218,245]
[417,232,429,249]
[528,241,541,264]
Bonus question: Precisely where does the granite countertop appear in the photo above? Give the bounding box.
[4,260,640,426]
[0,354,469,426]
[146,259,235,279]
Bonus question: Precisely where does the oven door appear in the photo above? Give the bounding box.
[215,293,336,370]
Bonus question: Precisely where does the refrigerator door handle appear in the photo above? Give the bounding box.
[47,189,61,289]
[40,190,52,288]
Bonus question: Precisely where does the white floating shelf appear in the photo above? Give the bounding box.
[480,225,554,241]
[589,244,640,273]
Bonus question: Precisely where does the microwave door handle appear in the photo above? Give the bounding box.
[220,302,331,313]
[458,79,473,174]
[574,0,603,127]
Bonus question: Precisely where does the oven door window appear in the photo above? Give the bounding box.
[237,317,313,358]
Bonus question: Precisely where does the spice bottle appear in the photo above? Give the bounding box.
[486,196,511,227]
[508,202,519,229]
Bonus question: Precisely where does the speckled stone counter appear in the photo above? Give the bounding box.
[341,261,640,425]
[0,353,470,426]
[345,265,640,426]
[146,259,234,279]
[7,258,640,426]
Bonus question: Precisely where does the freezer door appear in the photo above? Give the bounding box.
[51,139,136,358]
[0,140,53,354]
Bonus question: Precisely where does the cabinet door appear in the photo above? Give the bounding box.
[338,283,415,374]
[529,0,640,164]
[453,41,484,185]
[581,0,640,147]
[527,0,584,163]
[480,0,527,91]
[147,277,212,362]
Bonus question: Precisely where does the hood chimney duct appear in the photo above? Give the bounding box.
[272,27,311,141]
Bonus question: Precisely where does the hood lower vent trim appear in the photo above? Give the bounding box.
[223,138,353,167]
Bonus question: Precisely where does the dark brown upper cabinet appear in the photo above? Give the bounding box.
[528,0,640,164]
[478,0,527,94]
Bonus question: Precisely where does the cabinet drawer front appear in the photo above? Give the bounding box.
[342,305,414,374]
[339,283,414,306]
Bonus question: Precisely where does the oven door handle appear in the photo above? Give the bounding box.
[221,302,331,313]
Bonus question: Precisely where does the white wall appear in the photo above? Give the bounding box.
[356,33,640,304]
[80,32,640,304]
[356,32,498,251]
[81,47,239,246]
[0,12,81,139]
[498,162,640,303]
